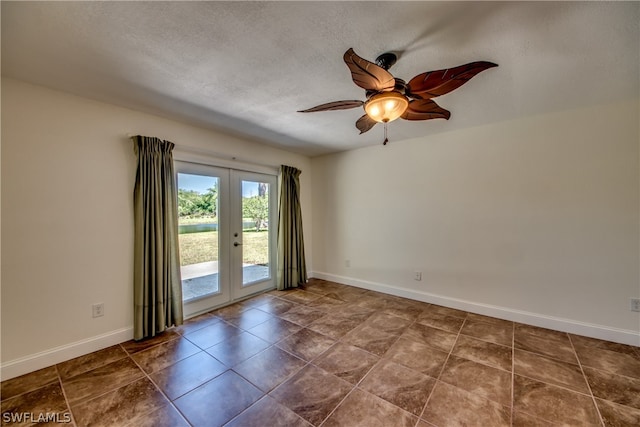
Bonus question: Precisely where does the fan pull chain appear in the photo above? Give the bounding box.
[383,122,389,145]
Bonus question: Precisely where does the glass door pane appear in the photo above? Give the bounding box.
[176,162,231,318]
[178,173,220,301]
[241,180,271,285]
[231,171,277,299]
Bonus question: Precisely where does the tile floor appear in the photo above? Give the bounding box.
[2,279,640,426]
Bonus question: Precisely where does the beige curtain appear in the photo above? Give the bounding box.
[277,165,307,290]
[132,135,183,340]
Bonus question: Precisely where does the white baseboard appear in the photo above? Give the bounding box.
[1,327,134,381]
[3,272,638,381]
[310,271,640,347]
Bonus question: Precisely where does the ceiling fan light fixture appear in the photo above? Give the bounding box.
[299,48,497,142]
[364,91,409,123]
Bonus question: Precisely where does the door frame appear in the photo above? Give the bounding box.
[175,162,231,318]
[175,160,278,318]
[230,170,278,299]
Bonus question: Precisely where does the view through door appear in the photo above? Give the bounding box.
[231,171,277,300]
[176,162,276,317]
[177,173,221,301]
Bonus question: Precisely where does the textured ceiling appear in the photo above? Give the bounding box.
[2,1,638,156]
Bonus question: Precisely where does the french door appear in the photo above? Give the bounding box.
[175,162,277,317]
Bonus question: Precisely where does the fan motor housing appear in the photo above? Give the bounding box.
[394,78,407,95]
[365,78,406,99]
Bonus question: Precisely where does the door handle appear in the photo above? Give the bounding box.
[234,242,242,247]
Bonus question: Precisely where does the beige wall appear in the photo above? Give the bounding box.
[2,76,638,379]
[311,99,640,344]
[1,78,312,375]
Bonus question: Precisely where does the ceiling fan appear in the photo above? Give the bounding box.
[299,48,498,144]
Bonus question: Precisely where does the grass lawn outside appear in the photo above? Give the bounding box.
[179,230,269,266]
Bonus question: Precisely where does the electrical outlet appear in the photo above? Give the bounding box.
[92,303,104,318]
[414,271,422,281]
[345,259,351,268]
[631,298,640,312]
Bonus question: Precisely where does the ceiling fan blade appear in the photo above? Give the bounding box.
[401,99,451,121]
[407,61,498,99]
[355,114,377,134]
[298,100,364,113]
[344,48,396,92]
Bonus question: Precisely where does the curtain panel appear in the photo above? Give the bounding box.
[132,135,183,340]
[277,165,307,290]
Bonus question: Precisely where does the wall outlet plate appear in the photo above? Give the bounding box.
[631,298,640,312]
[414,271,422,281]
[92,302,104,318]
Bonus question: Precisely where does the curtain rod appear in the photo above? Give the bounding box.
[126,134,280,174]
